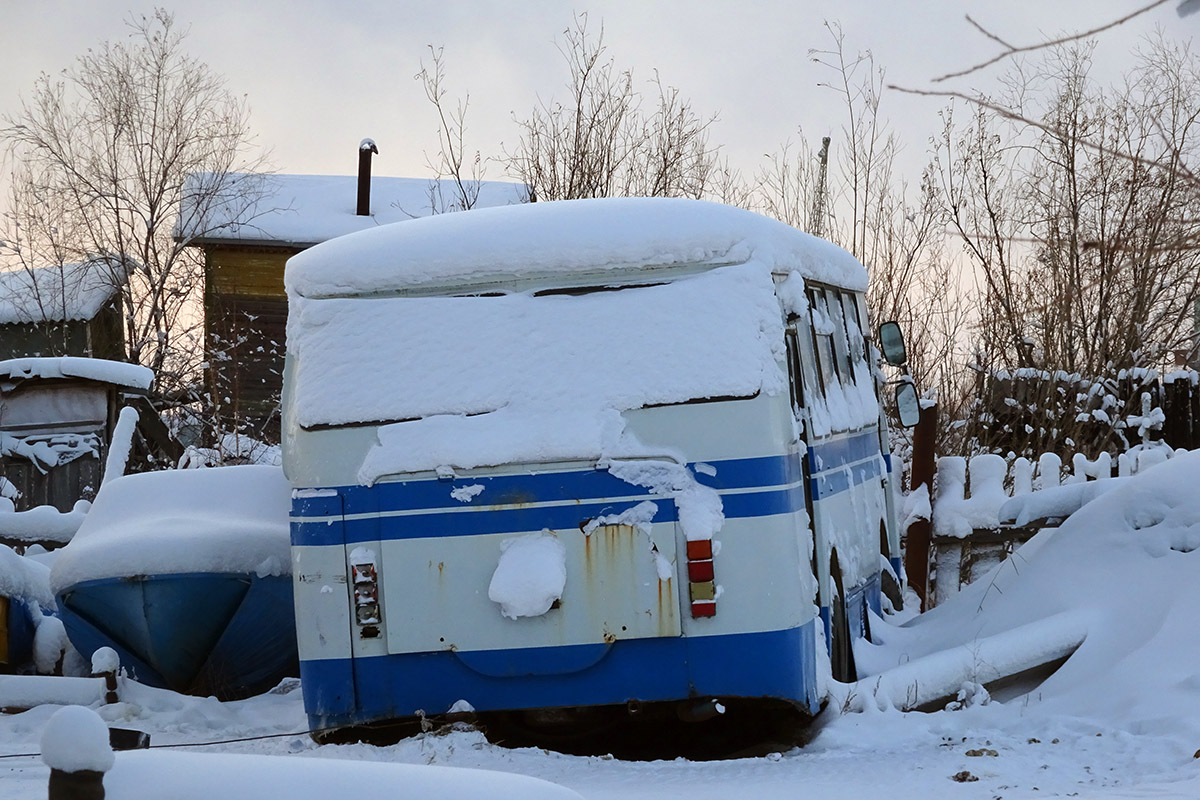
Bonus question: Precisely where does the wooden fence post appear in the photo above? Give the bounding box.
[906,402,938,612]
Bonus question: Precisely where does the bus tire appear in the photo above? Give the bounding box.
[881,566,903,612]
[830,582,858,684]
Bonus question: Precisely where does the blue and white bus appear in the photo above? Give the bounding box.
[281,198,913,746]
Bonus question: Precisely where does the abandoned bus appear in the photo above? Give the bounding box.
[282,198,912,745]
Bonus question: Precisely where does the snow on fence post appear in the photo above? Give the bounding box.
[41,705,113,800]
[90,648,119,705]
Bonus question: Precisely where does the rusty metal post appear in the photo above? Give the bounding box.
[906,402,937,612]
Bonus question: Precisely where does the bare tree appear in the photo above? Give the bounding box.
[936,37,1200,458]
[415,45,487,211]
[505,14,720,201]
[0,9,270,404]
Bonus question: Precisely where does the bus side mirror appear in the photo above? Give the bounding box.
[879,322,907,366]
[894,380,921,428]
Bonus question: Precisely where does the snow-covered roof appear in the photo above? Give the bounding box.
[49,465,291,592]
[177,172,529,248]
[0,357,153,392]
[285,197,868,298]
[0,259,124,325]
[284,198,871,477]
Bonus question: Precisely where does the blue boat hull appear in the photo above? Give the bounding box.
[56,572,298,700]
[2,596,36,671]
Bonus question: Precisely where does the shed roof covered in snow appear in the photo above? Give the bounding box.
[285,197,868,298]
[177,172,529,249]
[0,259,125,325]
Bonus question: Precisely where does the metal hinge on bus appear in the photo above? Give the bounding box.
[686,539,717,617]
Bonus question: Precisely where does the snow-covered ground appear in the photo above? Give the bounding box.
[7,451,1200,798]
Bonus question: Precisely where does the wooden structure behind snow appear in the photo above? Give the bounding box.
[927,446,1177,606]
[0,358,176,551]
[179,167,528,443]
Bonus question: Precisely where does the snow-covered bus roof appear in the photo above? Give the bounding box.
[284,198,868,298]
[284,199,868,477]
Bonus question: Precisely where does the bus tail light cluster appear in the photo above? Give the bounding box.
[349,547,381,629]
[686,539,716,617]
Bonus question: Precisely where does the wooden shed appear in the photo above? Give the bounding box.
[0,258,126,362]
[0,357,157,554]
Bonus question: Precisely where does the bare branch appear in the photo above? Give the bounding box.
[932,0,1171,82]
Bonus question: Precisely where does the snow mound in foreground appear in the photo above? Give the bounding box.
[868,449,1200,736]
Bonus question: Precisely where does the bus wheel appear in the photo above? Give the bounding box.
[881,565,904,612]
[830,579,858,684]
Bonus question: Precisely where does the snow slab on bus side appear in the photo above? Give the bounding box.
[284,197,867,297]
[291,262,790,478]
[48,466,291,593]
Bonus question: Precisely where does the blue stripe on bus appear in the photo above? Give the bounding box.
[805,430,881,475]
[291,438,885,546]
[293,485,812,546]
[808,455,883,499]
[300,623,820,731]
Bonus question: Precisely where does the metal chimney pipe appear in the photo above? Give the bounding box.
[357,138,378,216]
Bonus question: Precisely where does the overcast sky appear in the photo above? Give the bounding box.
[1,1,1192,191]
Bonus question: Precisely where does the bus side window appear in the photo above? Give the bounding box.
[841,292,868,360]
[825,288,856,384]
[785,325,805,411]
[807,289,839,392]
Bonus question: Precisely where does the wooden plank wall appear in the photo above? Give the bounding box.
[205,245,295,442]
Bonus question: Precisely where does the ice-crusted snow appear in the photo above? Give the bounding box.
[40,705,114,773]
[449,484,484,503]
[49,466,291,593]
[285,197,867,298]
[487,532,567,620]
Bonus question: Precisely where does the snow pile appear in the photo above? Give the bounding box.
[933,454,1014,537]
[49,466,291,592]
[0,543,53,607]
[40,705,114,773]
[286,197,866,298]
[0,259,124,325]
[488,532,567,620]
[0,500,89,545]
[178,172,527,247]
[102,751,583,800]
[0,356,153,391]
[866,449,1200,735]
